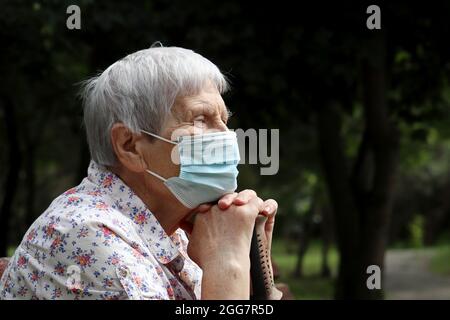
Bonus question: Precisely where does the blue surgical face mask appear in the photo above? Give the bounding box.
[140,129,240,208]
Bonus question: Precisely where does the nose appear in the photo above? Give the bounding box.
[208,117,228,133]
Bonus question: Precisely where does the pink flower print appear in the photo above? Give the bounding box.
[102,175,114,188]
[155,266,164,277]
[70,248,97,269]
[64,187,77,195]
[107,252,121,266]
[67,196,82,206]
[101,226,113,237]
[51,236,61,248]
[133,275,143,287]
[95,201,109,210]
[87,190,102,197]
[17,255,28,269]
[26,229,37,242]
[70,283,83,295]
[97,226,118,242]
[131,248,143,259]
[166,285,174,298]
[53,262,66,276]
[133,211,148,225]
[43,223,56,239]
[28,270,44,283]
[102,277,114,288]
[169,278,178,287]
[77,255,91,267]
[50,235,66,256]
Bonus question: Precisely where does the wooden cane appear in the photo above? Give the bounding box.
[250,214,283,300]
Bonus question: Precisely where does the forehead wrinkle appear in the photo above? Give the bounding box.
[195,99,229,118]
[172,97,229,123]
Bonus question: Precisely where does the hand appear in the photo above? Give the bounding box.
[182,190,277,300]
[185,192,265,270]
[217,190,278,256]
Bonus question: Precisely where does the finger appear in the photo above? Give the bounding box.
[217,192,238,210]
[261,199,278,255]
[233,189,257,205]
[261,199,278,217]
[247,196,265,215]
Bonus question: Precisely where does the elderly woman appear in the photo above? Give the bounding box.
[0,46,278,300]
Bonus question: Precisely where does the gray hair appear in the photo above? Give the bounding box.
[80,45,229,166]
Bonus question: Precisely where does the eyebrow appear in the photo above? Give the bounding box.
[195,99,230,119]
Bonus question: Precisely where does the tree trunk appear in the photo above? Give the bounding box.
[317,31,399,299]
[293,192,322,278]
[359,31,399,299]
[317,103,362,298]
[293,208,314,278]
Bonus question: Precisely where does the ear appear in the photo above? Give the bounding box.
[110,123,147,173]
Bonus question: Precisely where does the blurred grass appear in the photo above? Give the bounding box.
[271,238,338,299]
[430,244,450,276]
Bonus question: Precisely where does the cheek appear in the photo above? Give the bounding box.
[159,143,180,177]
[142,140,179,178]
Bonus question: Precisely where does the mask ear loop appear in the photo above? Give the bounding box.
[140,129,177,145]
[146,169,168,182]
[140,130,177,182]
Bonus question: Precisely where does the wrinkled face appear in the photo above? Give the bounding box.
[141,82,231,181]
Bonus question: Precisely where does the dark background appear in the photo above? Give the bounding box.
[1,0,450,299]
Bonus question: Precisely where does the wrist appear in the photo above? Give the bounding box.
[201,257,251,300]
[201,253,250,272]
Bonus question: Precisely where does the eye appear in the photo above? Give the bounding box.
[193,116,206,128]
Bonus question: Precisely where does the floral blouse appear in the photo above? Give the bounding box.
[0,161,202,300]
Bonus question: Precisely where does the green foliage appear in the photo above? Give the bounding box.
[7,246,15,257]
[408,214,424,248]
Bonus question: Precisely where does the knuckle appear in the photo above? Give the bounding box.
[224,192,237,199]
[267,199,278,207]
[240,189,257,198]
[235,204,258,221]
[249,196,264,211]
[257,197,265,207]
[265,199,278,210]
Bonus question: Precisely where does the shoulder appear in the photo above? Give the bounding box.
[18,185,139,260]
